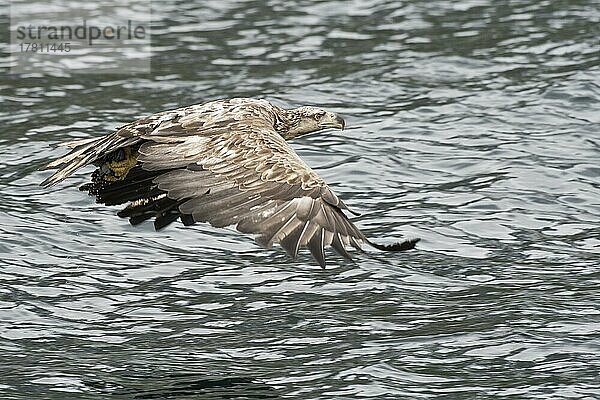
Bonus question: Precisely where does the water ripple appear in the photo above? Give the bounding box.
[1,0,599,398]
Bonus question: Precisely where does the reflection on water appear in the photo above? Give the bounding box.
[1,0,599,398]
[114,374,279,399]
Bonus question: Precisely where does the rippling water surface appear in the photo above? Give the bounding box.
[1,0,599,398]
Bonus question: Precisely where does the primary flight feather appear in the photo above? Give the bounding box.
[40,98,418,267]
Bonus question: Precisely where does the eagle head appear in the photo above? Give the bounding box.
[280,106,345,139]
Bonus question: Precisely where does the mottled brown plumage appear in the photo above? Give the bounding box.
[41,98,418,267]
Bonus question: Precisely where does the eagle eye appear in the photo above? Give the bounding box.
[313,111,325,120]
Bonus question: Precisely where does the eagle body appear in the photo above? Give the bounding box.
[41,98,418,267]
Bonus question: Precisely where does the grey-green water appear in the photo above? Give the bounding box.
[1,0,599,398]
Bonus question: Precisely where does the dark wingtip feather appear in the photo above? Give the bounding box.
[307,229,326,269]
[37,162,52,172]
[39,176,53,188]
[331,233,353,261]
[346,207,361,217]
[39,171,67,188]
[368,237,420,252]
[154,212,180,231]
[128,214,153,226]
[180,214,196,226]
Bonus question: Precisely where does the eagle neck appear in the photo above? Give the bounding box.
[272,107,293,138]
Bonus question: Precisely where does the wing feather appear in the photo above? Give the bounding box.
[307,228,326,267]
[41,98,418,267]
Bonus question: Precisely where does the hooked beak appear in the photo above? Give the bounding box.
[321,113,346,130]
[336,115,346,130]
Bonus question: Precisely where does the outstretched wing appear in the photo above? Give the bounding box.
[40,98,277,187]
[135,124,370,267]
[41,99,418,267]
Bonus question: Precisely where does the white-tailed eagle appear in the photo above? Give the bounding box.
[41,98,418,267]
